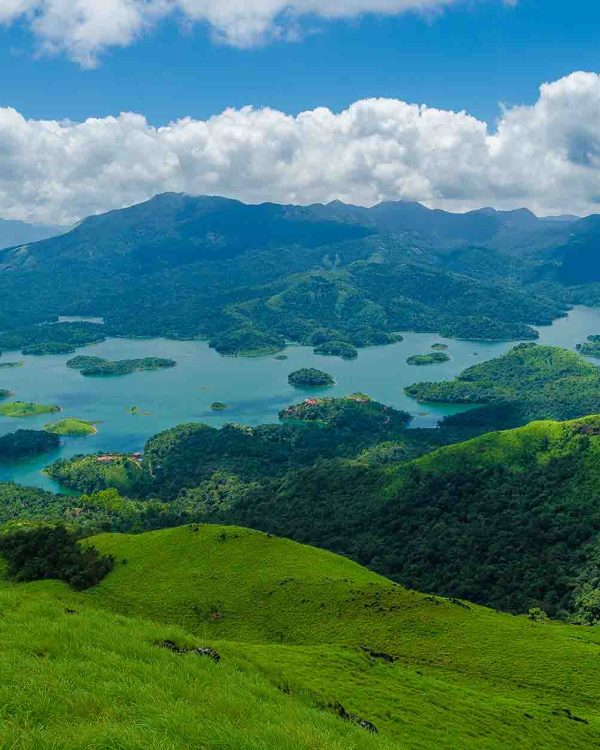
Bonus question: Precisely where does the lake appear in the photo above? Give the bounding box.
[2,304,600,491]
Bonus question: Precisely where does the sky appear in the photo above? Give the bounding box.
[0,0,598,224]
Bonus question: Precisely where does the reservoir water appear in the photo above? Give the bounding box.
[2,304,600,491]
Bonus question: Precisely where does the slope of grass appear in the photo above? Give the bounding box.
[0,578,386,750]
[0,401,60,418]
[83,524,600,748]
[44,418,97,436]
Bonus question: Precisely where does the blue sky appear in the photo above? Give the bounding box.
[0,0,597,126]
[0,1,597,224]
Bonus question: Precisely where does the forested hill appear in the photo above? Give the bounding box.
[0,193,583,346]
[223,415,600,620]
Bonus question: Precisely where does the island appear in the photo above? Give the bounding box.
[0,321,106,353]
[0,361,24,368]
[576,336,600,358]
[44,418,97,436]
[209,326,286,357]
[0,429,60,461]
[67,355,177,376]
[431,343,449,351]
[66,355,105,370]
[288,368,335,388]
[22,342,77,355]
[313,341,358,360]
[407,352,451,365]
[279,394,411,431]
[210,402,228,411]
[128,406,153,416]
[0,401,61,418]
[439,317,539,341]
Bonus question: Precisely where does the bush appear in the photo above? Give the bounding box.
[0,525,114,590]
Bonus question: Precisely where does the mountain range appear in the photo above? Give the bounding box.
[1,193,598,348]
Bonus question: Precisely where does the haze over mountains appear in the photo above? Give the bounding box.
[0,217,65,250]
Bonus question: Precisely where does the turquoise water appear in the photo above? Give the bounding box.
[1,305,600,492]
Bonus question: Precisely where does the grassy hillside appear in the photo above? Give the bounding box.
[0,577,387,750]
[54,524,600,747]
[0,524,597,747]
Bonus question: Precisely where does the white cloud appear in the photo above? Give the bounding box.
[0,0,510,65]
[0,71,598,225]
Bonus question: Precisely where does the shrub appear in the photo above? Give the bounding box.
[0,525,114,590]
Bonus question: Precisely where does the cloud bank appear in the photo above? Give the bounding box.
[0,71,598,225]
[0,0,510,65]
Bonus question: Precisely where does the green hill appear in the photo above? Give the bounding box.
[406,343,600,431]
[0,577,385,750]
[1,523,598,748]
[0,525,600,750]
[223,416,600,619]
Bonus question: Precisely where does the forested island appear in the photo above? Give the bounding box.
[0,322,105,355]
[288,368,335,387]
[208,327,286,356]
[0,361,23,368]
[0,429,60,460]
[314,341,358,359]
[210,402,228,411]
[67,355,176,376]
[576,335,600,358]
[406,352,450,365]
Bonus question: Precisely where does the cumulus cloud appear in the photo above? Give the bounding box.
[0,0,509,65]
[0,71,598,225]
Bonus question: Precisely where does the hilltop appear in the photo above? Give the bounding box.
[0,523,598,748]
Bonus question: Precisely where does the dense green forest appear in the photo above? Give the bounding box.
[0,429,59,460]
[46,396,417,497]
[222,417,600,620]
